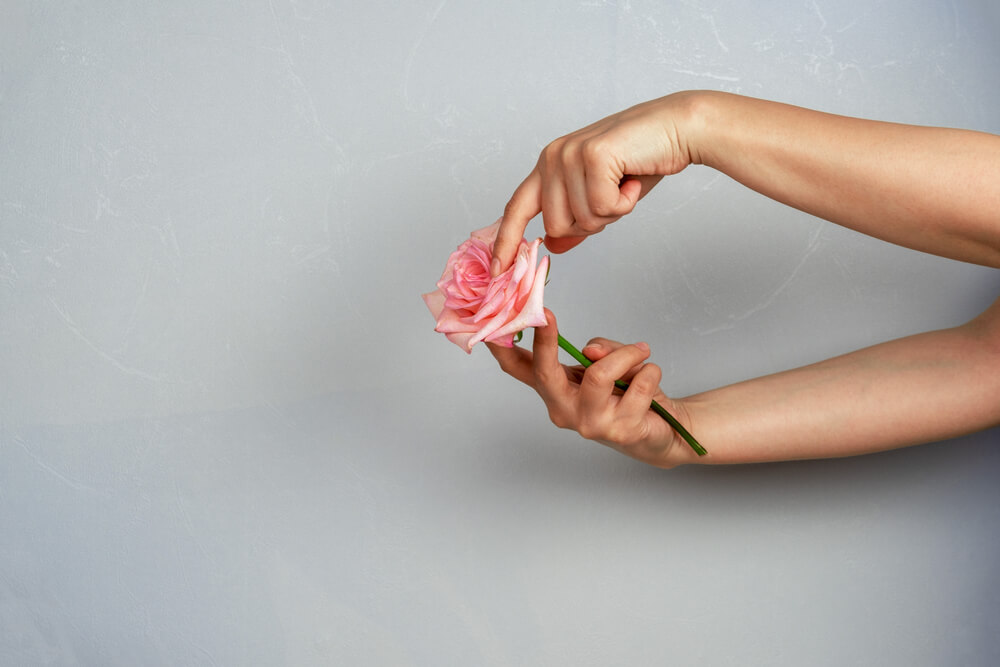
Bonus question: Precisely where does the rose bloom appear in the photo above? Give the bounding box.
[423,220,549,353]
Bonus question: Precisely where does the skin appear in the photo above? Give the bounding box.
[487,91,1000,467]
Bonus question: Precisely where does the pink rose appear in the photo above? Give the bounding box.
[423,219,549,353]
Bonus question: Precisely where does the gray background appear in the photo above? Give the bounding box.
[2,1,999,665]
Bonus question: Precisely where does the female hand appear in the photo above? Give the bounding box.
[491,92,703,276]
[487,309,697,468]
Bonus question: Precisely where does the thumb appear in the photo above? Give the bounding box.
[617,177,643,211]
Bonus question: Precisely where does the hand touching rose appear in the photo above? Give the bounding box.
[491,92,702,276]
[487,309,701,467]
[423,219,549,353]
[423,218,704,456]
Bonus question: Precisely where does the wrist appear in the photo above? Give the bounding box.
[673,90,735,170]
[660,395,710,467]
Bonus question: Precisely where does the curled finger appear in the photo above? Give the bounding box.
[577,342,651,415]
[581,338,647,383]
[617,362,663,419]
[539,142,578,243]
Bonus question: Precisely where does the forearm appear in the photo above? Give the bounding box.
[686,92,1000,268]
[679,299,1000,464]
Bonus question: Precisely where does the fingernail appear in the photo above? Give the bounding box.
[490,257,501,277]
[635,342,649,354]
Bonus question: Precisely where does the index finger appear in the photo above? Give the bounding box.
[492,169,541,277]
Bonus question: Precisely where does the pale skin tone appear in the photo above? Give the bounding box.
[486,91,1000,468]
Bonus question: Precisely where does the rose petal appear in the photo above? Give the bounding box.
[444,330,477,354]
[470,219,502,245]
[433,307,477,334]
[486,332,515,348]
[486,255,549,341]
[422,289,446,320]
[469,297,519,348]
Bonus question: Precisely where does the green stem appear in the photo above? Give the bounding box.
[557,333,707,457]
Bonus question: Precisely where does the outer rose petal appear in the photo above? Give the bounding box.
[469,219,502,245]
[484,332,515,348]
[444,330,477,352]
[422,290,446,320]
[432,305,478,335]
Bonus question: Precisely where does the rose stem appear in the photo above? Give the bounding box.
[556,333,707,457]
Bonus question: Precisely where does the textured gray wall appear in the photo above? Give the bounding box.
[2,1,998,665]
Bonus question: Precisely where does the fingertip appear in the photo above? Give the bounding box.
[543,235,587,254]
[490,234,516,278]
[532,308,558,346]
[634,341,650,355]
[581,337,620,361]
[619,177,643,209]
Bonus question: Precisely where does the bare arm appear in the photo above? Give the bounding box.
[681,295,1000,465]
[490,297,1000,468]
[691,92,1000,268]
[493,91,1000,271]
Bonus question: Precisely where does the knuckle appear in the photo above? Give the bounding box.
[533,365,559,386]
[633,364,662,392]
[499,363,519,379]
[576,420,599,441]
[605,425,633,448]
[577,217,607,233]
[582,366,610,390]
[502,197,518,219]
[541,138,566,168]
[557,138,576,163]
[503,195,529,222]
[629,373,656,395]
[542,211,571,237]
[587,199,615,219]
[580,137,607,166]
[548,408,571,430]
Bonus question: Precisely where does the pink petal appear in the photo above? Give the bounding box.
[486,332,515,348]
[433,306,477,334]
[470,219,502,245]
[422,290,446,320]
[469,297,519,347]
[445,331,477,354]
[486,255,549,341]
